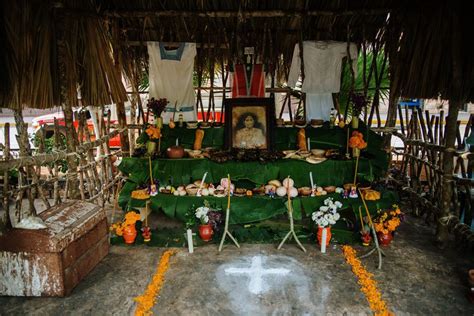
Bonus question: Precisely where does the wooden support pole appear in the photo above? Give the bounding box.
[62,102,80,199]
[437,11,464,247]
[1,123,11,232]
[218,174,240,252]
[383,88,399,150]
[277,176,306,252]
[13,109,36,217]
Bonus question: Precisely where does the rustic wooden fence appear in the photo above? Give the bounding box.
[0,109,125,231]
[388,106,474,247]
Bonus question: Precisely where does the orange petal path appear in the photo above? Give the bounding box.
[342,245,393,316]
[134,250,177,316]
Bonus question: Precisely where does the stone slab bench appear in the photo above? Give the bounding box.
[0,200,109,296]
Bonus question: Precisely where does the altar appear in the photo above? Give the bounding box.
[118,123,396,241]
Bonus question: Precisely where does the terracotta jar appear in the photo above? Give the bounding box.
[199,224,214,242]
[123,225,137,244]
[377,231,393,246]
[166,145,185,158]
[317,226,332,246]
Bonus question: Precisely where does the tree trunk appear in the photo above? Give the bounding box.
[13,109,36,218]
[436,11,464,247]
[383,88,398,150]
[62,102,80,199]
[436,100,460,246]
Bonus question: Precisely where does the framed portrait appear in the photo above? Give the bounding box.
[224,98,276,150]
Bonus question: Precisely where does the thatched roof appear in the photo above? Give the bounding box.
[0,0,473,109]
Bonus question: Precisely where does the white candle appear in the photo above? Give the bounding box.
[321,228,327,253]
[186,229,194,253]
[197,171,208,197]
[176,138,179,146]
[309,172,314,190]
[307,137,311,151]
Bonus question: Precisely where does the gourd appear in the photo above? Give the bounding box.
[297,128,307,151]
[193,129,205,150]
[363,189,381,200]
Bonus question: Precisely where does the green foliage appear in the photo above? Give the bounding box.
[184,203,198,229]
[339,50,390,115]
[32,131,68,172]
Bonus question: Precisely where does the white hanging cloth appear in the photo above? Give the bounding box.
[288,41,358,120]
[147,42,197,122]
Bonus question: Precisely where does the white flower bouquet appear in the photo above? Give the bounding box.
[311,197,342,227]
[195,206,210,224]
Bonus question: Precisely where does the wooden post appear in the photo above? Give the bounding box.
[383,88,398,150]
[13,109,36,217]
[436,100,460,245]
[112,23,130,157]
[62,102,80,199]
[1,123,11,232]
[53,118,62,205]
[437,12,464,247]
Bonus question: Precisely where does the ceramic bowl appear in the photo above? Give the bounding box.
[294,119,307,128]
[186,121,198,129]
[311,119,324,127]
[185,184,199,196]
[188,150,202,158]
[311,149,326,158]
[298,187,312,196]
[324,186,336,193]
[200,122,211,129]
[166,146,185,158]
[299,151,311,158]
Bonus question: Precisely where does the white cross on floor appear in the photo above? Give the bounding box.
[224,256,290,294]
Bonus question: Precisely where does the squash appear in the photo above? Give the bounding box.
[131,189,150,200]
[363,189,381,200]
[193,129,205,150]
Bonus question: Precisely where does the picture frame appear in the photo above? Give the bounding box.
[224,98,275,150]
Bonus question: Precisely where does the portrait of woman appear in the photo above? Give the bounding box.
[224,98,275,150]
[233,112,266,149]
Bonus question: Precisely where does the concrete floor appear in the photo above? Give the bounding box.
[1,214,473,315]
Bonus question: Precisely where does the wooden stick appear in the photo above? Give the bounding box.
[277,176,306,252]
[149,156,154,185]
[2,123,11,230]
[358,206,365,233]
[109,180,122,243]
[218,174,240,252]
[353,153,360,185]
[358,188,385,269]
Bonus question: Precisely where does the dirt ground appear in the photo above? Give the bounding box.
[1,208,473,315]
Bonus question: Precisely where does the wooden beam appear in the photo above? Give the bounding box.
[0,129,124,172]
[101,9,389,18]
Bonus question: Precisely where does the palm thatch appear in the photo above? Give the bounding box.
[0,0,473,110]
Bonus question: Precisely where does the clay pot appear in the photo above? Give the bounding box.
[377,231,393,246]
[166,146,185,158]
[123,225,137,244]
[317,226,332,246]
[199,224,214,242]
